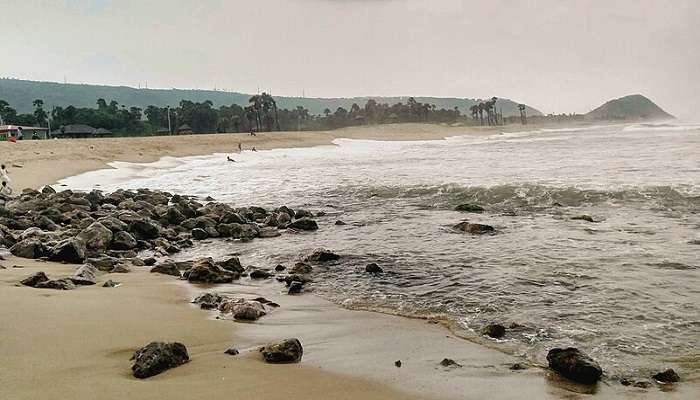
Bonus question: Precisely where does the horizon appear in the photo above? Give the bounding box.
[3,0,699,119]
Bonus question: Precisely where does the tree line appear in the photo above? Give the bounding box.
[1,94,514,135]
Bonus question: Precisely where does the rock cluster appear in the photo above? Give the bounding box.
[2,188,319,266]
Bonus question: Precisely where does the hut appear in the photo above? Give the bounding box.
[157,127,171,135]
[178,124,193,134]
[93,128,113,137]
[50,124,97,139]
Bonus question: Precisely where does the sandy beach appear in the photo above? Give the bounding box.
[1,124,697,400]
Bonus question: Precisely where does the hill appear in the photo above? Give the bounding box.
[0,78,542,117]
[585,94,673,121]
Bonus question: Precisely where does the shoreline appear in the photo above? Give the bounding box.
[2,123,697,399]
[1,123,502,190]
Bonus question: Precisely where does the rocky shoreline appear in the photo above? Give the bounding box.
[0,185,686,389]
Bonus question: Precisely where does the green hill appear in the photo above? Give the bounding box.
[585,94,673,121]
[0,78,542,117]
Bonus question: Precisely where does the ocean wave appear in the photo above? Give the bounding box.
[622,123,700,132]
[332,183,700,211]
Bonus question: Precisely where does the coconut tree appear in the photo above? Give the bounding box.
[518,104,527,125]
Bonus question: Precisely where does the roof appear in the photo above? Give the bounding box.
[93,128,112,134]
[0,124,49,133]
[52,124,96,136]
[178,124,192,130]
[157,127,171,133]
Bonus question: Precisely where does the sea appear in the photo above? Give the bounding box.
[60,122,700,380]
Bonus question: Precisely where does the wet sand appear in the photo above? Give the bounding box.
[1,123,698,399]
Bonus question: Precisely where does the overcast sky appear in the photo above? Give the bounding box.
[2,0,699,118]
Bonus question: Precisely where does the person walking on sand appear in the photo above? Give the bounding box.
[16,126,23,140]
[238,142,242,152]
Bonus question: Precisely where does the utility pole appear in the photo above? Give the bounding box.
[167,106,172,135]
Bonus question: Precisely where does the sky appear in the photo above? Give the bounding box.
[2,0,699,118]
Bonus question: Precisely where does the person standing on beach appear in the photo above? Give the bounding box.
[238,142,242,152]
[0,181,12,197]
[16,127,23,140]
[1,164,10,184]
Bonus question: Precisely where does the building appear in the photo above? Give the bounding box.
[0,125,49,140]
[93,128,113,137]
[50,124,99,139]
[178,124,193,134]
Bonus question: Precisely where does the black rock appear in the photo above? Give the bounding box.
[440,358,462,367]
[288,281,303,294]
[274,264,286,271]
[216,257,244,273]
[546,347,602,384]
[191,228,208,240]
[129,219,161,240]
[131,342,189,379]
[290,262,313,274]
[184,258,236,283]
[455,204,485,213]
[102,279,120,287]
[305,249,340,263]
[482,323,506,338]
[111,231,137,250]
[334,220,346,225]
[571,215,595,222]
[260,338,303,363]
[250,269,272,279]
[35,278,76,290]
[49,238,86,264]
[224,348,239,356]
[395,360,402,368]
[69,264,98,285]
[143,257,157,266]
[652,368,680,383]
[20,271,49,287]
[192,292,225,309]
[365,263,383,273]
[150,262,181,277]
[287,218,318,231]
[453,221,495,234]
[510,363,527,370]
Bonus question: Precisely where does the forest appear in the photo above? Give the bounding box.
[0,94,521,136]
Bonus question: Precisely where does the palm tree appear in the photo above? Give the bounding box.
[323,108,331,118]
[490,97,499,125]
[518,104,527,125]
[470,104,480,122]
[477,103,485,125]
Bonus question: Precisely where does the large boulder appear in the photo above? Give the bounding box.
[184,258,236,283]
[453,221,495,234]
[10,238,47,259]
[86,255,120,272]
[220,212,246,225]
[216,257,244,273]
[129,219,161,240]
[287,218,318,231]
[35,278,77,290]
[111,231,137,250]
[547,348,602,384]
[192,292,226,310]
[220,300,266,321]
[96,216,128,232]
[49,238,86,263]
[165,206,186,225]
[78,222,113,251]
[191,228,208,240]
[20,271,49,287]
[150,262,181,277]
[131,342,189,379]
[260,338,303,363]
[69,264,99,285]
[652,369,680,383]
[482,323,506,338]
